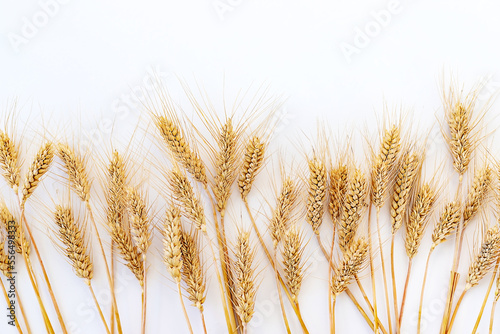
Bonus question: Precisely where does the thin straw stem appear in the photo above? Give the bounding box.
[274,251,291,334]
[391,235,399,333]
[447,288,468,332]
[141,255,147,334]
[0,277,22,333]
[417,248,434,334]
[376,208,393,334]
[201,311,208,334]
[177,281,194,334]
[398,258,412,331]
[490,299,497,334]
[368,205,379,334]
[87,280,111,334]
[86,201,122,334]
[15,288,31,334]
[471,260,500,334]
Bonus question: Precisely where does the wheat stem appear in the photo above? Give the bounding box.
[398,258,412,331]
[87,280,111,334]
[447,288,468,332]
[376,208,393,334]
[15,287,31,333]
[391,235,399,333]
[141,255,147,334]
[490,299,497,334]
[471,259,499,334]
[177,281,194,334]
[367,205,379,334]
[417,248,434,334]
[200,311,208,334]
[275,251,291,334]
[332,296,336,334]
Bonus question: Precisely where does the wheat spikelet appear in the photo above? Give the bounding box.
[281,226,305,302]
[329,164,348,222]
[405,183,436,258]
[154,116,207,185]
[53,206,93,280]
[463,166,492,226]
[269,177,300,248]
[57,144,91,203]
[126,187,152,254]
[106,151,144,285]
[0,131,20,192]
[168,168,206,232]
[213,118,238,213]
[238,136,266,200]
[466,226,500,289]
[338,168,368,253]
[371,125,401,208]
[390,152,420,233]
[331,237,369,297]
[0,202,29,256]
[446,102,473,176]
[180,230,206,311]
[0,239,11,277]
[431,201,462,249]
[21,142,54,204]
[306,157,327,234]
[162,206,183,282]
[233,231,256,325]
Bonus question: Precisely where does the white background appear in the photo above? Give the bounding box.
[2,0,500,333]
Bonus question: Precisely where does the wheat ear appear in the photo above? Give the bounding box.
[338,168,368,253]
[269,177,300,248]
[126,187,152,255]
[180,230,206,312]
[0,131,20,192]
[281,226,305,303]
[168,168,206,232]
[154,116,207,185]
[399,183,436,330]
[329,164,348,222]
[448,226,500,332]
[0,202,29,255]
[21,142,54,204]
[306,157,327,234]
[106,151,144,285]
[331,237,369,297]
[446,102,473,176]
[463,166,492,227]
[58,143,122,334]
[238,136,266,200]
[233,231,257,332]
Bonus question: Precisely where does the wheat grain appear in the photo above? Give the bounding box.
[269,177,300,248]
[0,131,20,192]
[306,157,327,234]
[180,230,206,311]
[53,206,93,280]
[162,206,183,282]
[390,152,420,233]
[233,231,256,325]
[405,183,436,258]
[238,136,265,200]
[281,226,305,302]
[466,226,500,290]
[168,168,206,232]
[338,168,368,253]
[331,238,369,296]
[431,201,462,249]
[21,142,54,204]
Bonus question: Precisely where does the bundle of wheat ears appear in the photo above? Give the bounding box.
[1,79,500,334]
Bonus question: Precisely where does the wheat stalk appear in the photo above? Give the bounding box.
[306,157,327,234]
[238,136,266,200]
[269,177,300,248]
[21,142,54,204]
[233,231,257,331]
[338,168,368,253]
[0,131,20,192]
